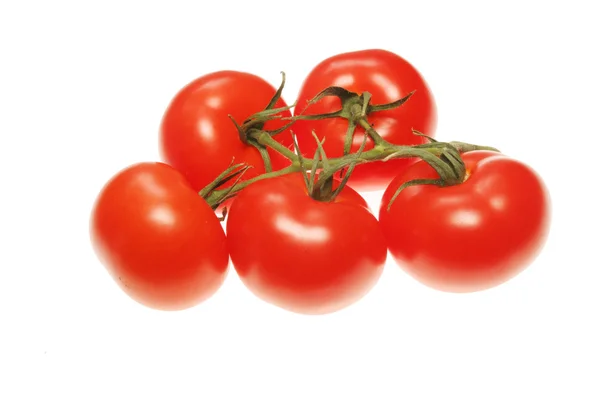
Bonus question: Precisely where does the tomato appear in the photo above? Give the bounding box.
[90,162,229,311]
[284,49,437,191]
[379,151,551,293]
[160,70,291,194]
[226,173,387,314]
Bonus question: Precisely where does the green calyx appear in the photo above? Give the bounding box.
[229,72,295,173]
[294,86,415,153]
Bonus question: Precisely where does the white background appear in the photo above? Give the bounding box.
[1,1,598,399]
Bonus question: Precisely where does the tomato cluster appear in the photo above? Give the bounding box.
[90,49,551,314]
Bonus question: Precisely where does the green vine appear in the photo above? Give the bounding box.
[200,74,499,210]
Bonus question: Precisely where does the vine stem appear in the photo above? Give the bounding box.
[203,129,499,208]
[204,164,301,208]
[254,131,497,169]
[201,78,501,209]
[357,118,386,145]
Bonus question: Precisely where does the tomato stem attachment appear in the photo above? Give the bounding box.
[293,87,415,149]
[382,131,489,212]
[226,72,297,173]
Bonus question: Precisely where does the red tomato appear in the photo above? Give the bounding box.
[226,173,387,315]
[379,151,551,293]
[90,162,229,311]
[285,49,437,191]
[160,71,291,194]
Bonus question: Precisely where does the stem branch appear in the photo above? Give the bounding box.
[200,80,501,209]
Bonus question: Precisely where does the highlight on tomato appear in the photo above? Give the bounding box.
[283,49,438,191]
[159,70,292,194]
[90,162,229,311]
[226,173,387,315]
[379,150,551,293]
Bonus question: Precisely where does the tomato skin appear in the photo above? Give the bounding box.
[286,49,437,191]
[226,174,387,315]
[90,162,229,311]
[159,70,291,193]
[379,151,551,293]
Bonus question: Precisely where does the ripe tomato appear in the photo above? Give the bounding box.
[90,162,229,311]
[226,173,387,315]
[285,49,437,191]
[379,151,551,293]
[160,70,291,194]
